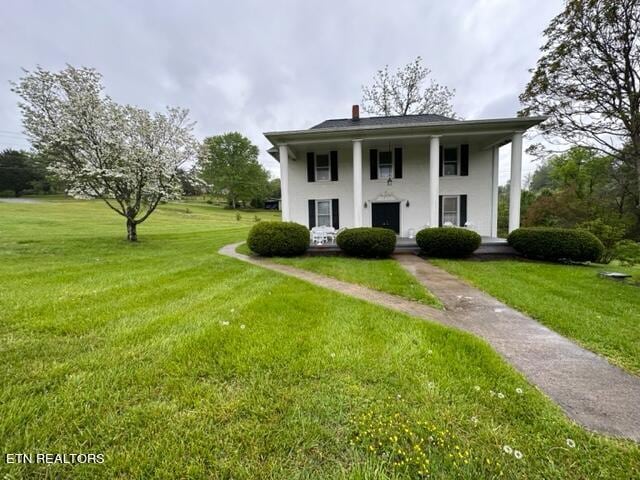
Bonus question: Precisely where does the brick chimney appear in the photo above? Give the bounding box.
[352,104,360,121]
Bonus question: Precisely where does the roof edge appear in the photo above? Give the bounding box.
[264,116,547,142]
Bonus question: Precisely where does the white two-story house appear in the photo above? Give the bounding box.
[264,106,545,238]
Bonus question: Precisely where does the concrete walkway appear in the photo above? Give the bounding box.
[219,243,449,324]
[395,254,640,442]
[220,243,640,442]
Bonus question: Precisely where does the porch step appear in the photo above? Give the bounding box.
[308,238,518,257]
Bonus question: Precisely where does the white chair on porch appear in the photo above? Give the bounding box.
[311,226,332,245]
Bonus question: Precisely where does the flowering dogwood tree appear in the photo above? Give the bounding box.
[12,66,198,241]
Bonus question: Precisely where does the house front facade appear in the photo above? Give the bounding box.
[264,106,545,238]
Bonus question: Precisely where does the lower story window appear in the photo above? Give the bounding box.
[442,196,459,226]
[316,200,332,227]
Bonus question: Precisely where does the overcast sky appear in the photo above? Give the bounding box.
[1,0,562,184]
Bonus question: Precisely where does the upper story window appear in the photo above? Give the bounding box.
[443,146,458,176]
[378,151,393,178]
[315,154,330,181]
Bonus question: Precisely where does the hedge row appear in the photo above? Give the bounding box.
[416,227,481,258]
[507,227,604,262]
[246,223,606,263]
[336,227,396,258]
[247,221,309,257]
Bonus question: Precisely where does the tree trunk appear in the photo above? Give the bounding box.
[127,218,137,242]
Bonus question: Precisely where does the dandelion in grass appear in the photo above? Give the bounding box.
[497,392,505,399]
[471,416,479,425]
[240,324,246,329]
[330,352,336,358]
[516,388,523,395]
[427,349,433,355]
[474,385,480,391]
[566,438,576,448]
[502,445,513,455]
[220,321,230,326]
[514,450,523,460]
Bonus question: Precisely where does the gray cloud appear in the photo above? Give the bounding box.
[1,0,561,180]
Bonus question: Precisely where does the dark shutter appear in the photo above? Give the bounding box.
[369,149,378,180]
[306,152,315,182]
[394,147,403,179]
[460,144,469,176]
[439,146,443,177]
[460,195,467,227]
[308,199,316,228]
[438,195,443,227]
[330,151,338,181]
[331,199,339,229]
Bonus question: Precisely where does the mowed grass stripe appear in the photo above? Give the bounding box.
[0,200,638,479]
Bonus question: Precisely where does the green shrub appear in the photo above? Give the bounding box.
[247,221,309,257]
[508,227,604,262]
[612,240,640,265]
[577,218,626,262]
[336,227,396,258]
[415,227,481,258]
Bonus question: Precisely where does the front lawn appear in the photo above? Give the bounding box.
[237,243,440,307]
[1,199,638,478]
[432,259,640,375]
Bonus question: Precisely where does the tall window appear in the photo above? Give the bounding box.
[316,200,332,226]
[315,154,330,181]
[443,147,458,176]
[442,196,459,225]
[378,151,393,178]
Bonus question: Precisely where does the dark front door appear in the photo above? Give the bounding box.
[371,202,400,234]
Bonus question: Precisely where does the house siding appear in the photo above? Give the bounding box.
[285,142,495,237]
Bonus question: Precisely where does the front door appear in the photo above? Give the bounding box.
[371,202,400,234]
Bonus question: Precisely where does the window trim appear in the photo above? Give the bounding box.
[377,150,394,180]
[315,199,332,227]
[442,145,460,177]
[314,153,331,182]
[441,195,460,226]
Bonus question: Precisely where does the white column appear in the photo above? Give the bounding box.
[509,132,523,232]
[491,146,500,238]
[429,136,440,227]
[279,144,290,222]
[352,139,363,227]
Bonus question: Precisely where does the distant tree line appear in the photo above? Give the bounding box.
[498,146,638,248]
[1,133,280,209]
[0,149,63,197]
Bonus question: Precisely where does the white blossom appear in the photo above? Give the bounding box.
[11,66,198,241]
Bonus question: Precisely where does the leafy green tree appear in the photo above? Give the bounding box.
[177,167,206,197]
[0,149,44,196]
[198,132,269,209]
[497,183,536,237]
[523,147,636,237]
[267,178,280,199]
[520,0,640,225]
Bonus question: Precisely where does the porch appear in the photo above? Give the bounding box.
[308,236,517,256]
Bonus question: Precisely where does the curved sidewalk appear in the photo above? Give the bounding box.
[220,243,640,442]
